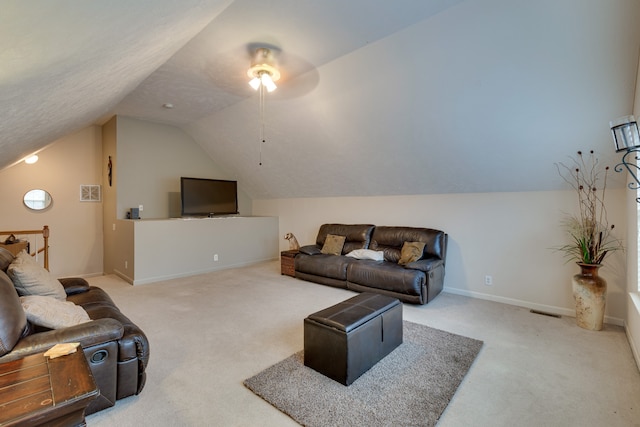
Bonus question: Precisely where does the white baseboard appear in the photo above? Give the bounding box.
[443,286,624,326]
[113,269,134,284]
[625,325,640,372]
[626,293,640,371]
[65,272,104,279]
[129,257,278,285]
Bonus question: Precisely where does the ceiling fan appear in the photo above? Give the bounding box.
[247,47,281,92]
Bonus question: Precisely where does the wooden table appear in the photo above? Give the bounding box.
[0,349,99,427]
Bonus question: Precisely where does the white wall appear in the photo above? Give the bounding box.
[185,0,640,201]
[0,126,103,277]
[101,116,260,278]
[254,188,628,323]
[126,216,278,285]
[0,117,262,279]
[624,49,640,368]
[115,116,251,219]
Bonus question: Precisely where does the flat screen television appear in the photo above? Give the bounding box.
[180,177,238,217]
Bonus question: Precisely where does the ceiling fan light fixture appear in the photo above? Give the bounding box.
[261,73,277,92]
[248,77,261,90]
[247,47,280,92]
[247,47,281,166]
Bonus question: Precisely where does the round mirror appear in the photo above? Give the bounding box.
[23,189,52,211]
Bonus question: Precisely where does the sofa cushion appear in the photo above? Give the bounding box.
[316,224,375,254]
[295,253,355,281]
[20,295,91,329]
[370,226,447,263]
[398,241,426,266]
[0,270,27,356]
[347,260,426,297]
[321,234,346,256]
[7,251,66,301]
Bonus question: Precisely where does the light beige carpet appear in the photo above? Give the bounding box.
[85,261,640,427]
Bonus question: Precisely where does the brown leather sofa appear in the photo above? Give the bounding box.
[0,248,149,414]
[295,224,448,304]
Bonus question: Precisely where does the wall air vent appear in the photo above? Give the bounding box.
[80,185,101,202]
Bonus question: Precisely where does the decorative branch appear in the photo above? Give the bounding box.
[555,150,622,265]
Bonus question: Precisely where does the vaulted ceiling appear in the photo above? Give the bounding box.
[2,0,640,199]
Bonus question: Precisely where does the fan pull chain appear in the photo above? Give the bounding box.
[259,82,265,166]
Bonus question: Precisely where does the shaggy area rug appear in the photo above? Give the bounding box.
[244,321,483,426]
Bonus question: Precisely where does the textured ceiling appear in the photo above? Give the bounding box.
[2,0,640,199]
[0,0,234,167]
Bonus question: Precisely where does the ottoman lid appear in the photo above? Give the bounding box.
[307,293,401,333]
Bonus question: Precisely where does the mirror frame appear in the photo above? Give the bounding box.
[23,189,52,211]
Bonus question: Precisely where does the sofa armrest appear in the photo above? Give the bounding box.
[405,258,444,272]
[59,277,91,295]
[299,245,322,256]
[2,318,124,361]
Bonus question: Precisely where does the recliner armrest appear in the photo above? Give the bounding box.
[59,277,91,295]
[2,318,124,362]
[299,245,322,256]
[405,258,444,272]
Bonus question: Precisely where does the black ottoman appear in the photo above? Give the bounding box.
[304,292,403,385]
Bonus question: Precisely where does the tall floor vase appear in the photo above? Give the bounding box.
[572,263,606,331]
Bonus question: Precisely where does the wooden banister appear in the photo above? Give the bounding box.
[0,225,49,270]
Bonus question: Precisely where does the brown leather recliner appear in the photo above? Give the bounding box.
[295,224,448,304]
[0,248,149,414]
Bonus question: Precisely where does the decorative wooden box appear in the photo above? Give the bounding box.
[280,250,298,277]
[0,241,29,256]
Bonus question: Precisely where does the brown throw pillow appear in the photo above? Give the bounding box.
[321,234,346,256]
[398,241,426,266]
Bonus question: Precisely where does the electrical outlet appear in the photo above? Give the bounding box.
[484,275,493,286]
[139,204,143,212]
[214,254,219,262]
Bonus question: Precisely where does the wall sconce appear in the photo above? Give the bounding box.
[611,115,640,202]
